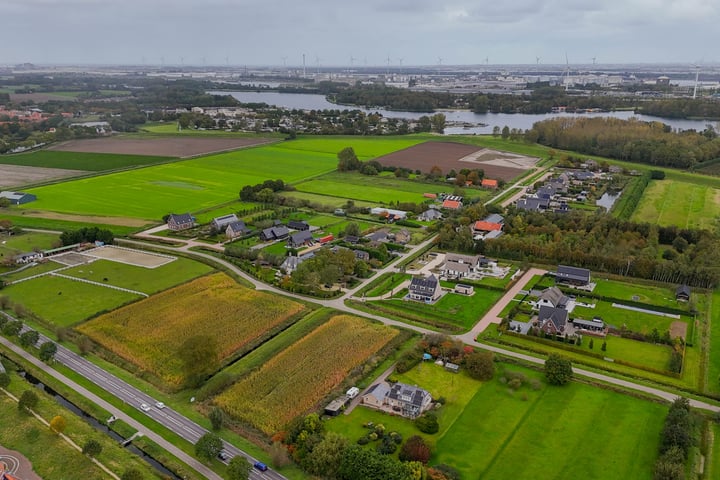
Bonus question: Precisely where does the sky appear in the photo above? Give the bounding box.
[1,0,717,66]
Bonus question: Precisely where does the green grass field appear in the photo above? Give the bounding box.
[707,291,720,395]
[295,171,488,205]
[572,299,688,335]
[0,150,173,171]
[592,277,689,310]
[2,275,141,326]
[328,362,664,480]
[0,213,143,236]
[0,231,59,259]
[22,138,418,220]
[631,179,720,229]
[61,257,213,294]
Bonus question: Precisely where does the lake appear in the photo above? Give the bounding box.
[209,90,716,135]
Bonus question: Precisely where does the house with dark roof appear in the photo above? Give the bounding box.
[167,213,194,231]
[225,220,250,239]
[556,265,591,286]
[354,249,370,261]
[537,306,568,335]
[288,230,313,248]
[676,285,691,302]
[361,381,433,419]
[516,197,549,211]
[536,286,568,309]
[211,214,238,231]
[260,225,289,241]
[408,274,441,303]
[394,229,411,245]
[572,317,606,333]
[287,220,310,231]
[442,253,481,278]
[418,208,443,222]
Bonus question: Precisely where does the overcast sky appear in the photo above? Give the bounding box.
[1,0,717,66]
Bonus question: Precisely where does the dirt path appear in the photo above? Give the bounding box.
[344,363,397,415]
[458,268,547,343]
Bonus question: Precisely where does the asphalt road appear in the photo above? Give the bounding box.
[2,315,283,480]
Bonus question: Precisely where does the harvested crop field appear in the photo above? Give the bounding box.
[0,164,85,188]
[374,141,538,181]
[77,273,306,388]
[48,136,274,158]
[215,314,398,434]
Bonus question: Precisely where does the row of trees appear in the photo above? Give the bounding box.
[526,117,720,169]
[60,227,114,247]
[239,179,288,202]
[653,398,694,480]
[333,84,457,113]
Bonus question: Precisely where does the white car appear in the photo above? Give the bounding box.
[140,403,151,412]
[155,402,166,409]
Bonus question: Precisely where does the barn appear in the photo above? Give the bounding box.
[0,191,37,205]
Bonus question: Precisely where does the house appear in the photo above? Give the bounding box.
[365,229,390,244]
[408,274,442,303]
[481,178,498,189]
[279,253,313,274]
[484,214,504,225]
[211,214,238,231]
[14,251,43,264]
[288,220,310,231]
[354,250,370,261]
[260,225,289,241]
[556,265,591,286]
[167,213,194,231]
[454,284,474,295]
[362,382,433,419]
[288,230,313,248]
[536,286,568,309]
[516,197,549,211]
[442,253,480,278]
[537,306,568,335]
[225,220,250,239]
[472,220,503,238]
[344,235,360,244]
[423,193,438,199]
[418,208,443,222]
[0,191,37,205]
[394,229,411,245]
[676,285,691,302]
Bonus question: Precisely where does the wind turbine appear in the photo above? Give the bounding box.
[692,64,701,99]
[349,56,356,67]
[591,56,597,65]
[564,52,570,91]
[386,55,392,75]
[437,56,443,66]
[398,57,404,74]
[315,55,321,74]
[281,56,288,68]
[484,56,489,65]
[536,56,541,65]
[302,53,306,77]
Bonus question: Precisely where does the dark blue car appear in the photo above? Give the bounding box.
[254,461,268,472]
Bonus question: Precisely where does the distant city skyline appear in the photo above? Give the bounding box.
[0,0,717,67]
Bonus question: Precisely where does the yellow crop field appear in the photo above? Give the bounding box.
[77,273,305,387]
[215,315,398,434]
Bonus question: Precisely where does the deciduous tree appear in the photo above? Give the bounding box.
[544,354,573,385]
[195,432,223,461]
[464,350,494,380]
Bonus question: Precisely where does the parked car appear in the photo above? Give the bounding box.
[254,462,268,472]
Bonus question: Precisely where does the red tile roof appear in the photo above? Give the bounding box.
[474,221,503,231]
[442,199,462,209]
[481,178,498,188]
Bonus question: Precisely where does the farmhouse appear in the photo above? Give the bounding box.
[362,381,433,419]
[167,213,194,231]
[287,220,310,231]
[556,265,591,286]
[481,178,499,189]
[0,191,37,205]
[211,214,238,231]
[676,285,691,302]
[472,216,504,239]
[537,306,568,335]
[225,220,250,239]
[408,274,442,303]
[536,287,568,309]
[288,230,314,248]
[260,225,289,242]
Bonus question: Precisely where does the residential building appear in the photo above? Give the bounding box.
[442,253,480,278]
[225,221,250,239]
[211,214,238,231]
[676,285,691,302]
[370,207,407,221]
[14,251,43,264]
[537,306,569,335]
[167,213,194,231]
[394,229,411,245]
[481,178,498,189]
[418,208,443,222]
[572,317,606,333]
[408,274,442,303]
[362,382,433,419]
[442,199,463,210]
[259,225,289,241]
[288,230,313,248]
[287,220,310,231]
[556,265,591,286]
[354,250,370,261]
[516,197,549,211]
[536,286,568,309]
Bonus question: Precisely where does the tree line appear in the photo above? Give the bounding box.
[526,116,720,169]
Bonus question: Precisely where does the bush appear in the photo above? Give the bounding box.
[399,435,431,464]
[465,351,494,380]
[18,390,38,412]
[415,413,439,434]
[544,354,573,386]
[357,436,370,445]
[395,349,423,374]
[82,439,102,457]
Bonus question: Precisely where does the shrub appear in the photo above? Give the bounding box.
[415,413,439,434]
[82,439,102,457]
[544,354,573,386]
[399,435,431,464]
